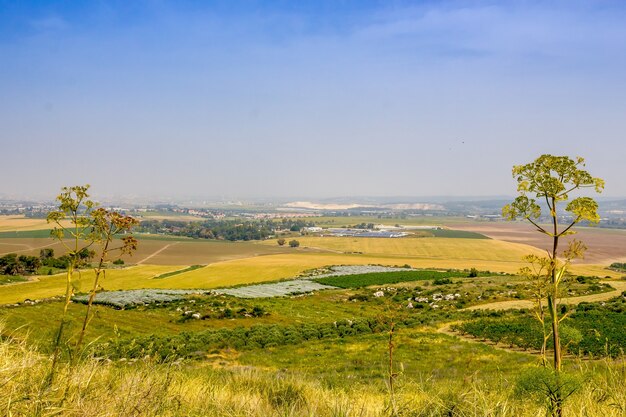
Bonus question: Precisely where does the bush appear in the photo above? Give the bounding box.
[289,240,300,248]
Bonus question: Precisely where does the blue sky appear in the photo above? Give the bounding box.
[1,1,625,200]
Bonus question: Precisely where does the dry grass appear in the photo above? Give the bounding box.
[1,325,625,417]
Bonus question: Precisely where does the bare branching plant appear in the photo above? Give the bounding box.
[44,185,138,384]
[75,208,138,354]
[378,298,405,416]
[503,154,603,417]
[519,254,552,366]
[46,185,97,384]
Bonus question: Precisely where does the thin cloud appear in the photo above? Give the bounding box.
[29,16,68,31]
[352,2,626,66]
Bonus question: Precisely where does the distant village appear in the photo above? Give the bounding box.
[2,199,626,229]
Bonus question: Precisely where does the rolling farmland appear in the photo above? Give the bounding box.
[1,217,625,417]
[269,235,546,261]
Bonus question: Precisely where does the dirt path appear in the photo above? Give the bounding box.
[0,242,58,256]
[464,280,626,311]
[136,242,180,264]
[437,321,541,356]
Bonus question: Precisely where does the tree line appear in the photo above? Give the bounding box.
[136,218,316,241]
[0,248,94,276]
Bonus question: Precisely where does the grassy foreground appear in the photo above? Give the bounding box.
[2,327,625,417]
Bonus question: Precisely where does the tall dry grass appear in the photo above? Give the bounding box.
[1,327,624,417]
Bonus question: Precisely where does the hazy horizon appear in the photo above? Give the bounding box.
[2,1,626,199]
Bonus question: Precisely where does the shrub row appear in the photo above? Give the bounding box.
[96,316,433,361]
[457,294,626,357]
[314,269,499,288]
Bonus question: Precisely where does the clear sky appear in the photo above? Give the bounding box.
[1,1,625,200]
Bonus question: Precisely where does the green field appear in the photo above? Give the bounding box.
[429,228,489,239]
[0,229,55,238]
[0,274,28,285]
[314,269,493,288]
[2,268,624,416]
[154,264,205,279]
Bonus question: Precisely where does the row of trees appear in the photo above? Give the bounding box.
[0,254,42,275]
[0,248,96,276]
[136,218,315,241]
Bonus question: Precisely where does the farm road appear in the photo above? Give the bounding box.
[137,242,180,264]
[0,241,58,256]
[464,280,626,311]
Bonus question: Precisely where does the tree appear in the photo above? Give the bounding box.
[40,248,55,260]
[18,255,41,274]
[289,239,300,248]
[503,154,603,417]
[277,238,286,246]
[0,254,23,275]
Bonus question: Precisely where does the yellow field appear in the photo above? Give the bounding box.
[0,215,72,232]
[263,236,544,261]
[0,233,618,304]
[0,265,180,304]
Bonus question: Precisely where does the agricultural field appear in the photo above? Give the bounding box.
[2,271,618,353]
[0,215,73,232]
[1,216,625,416]
[454,222,626,264]
[455,291,626,357]
[3,261,626,416]
[297,215,469,228]
[0,233,292,264]
[0,237,67,259]
[275,235,545,261]
[0,225,621,305]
